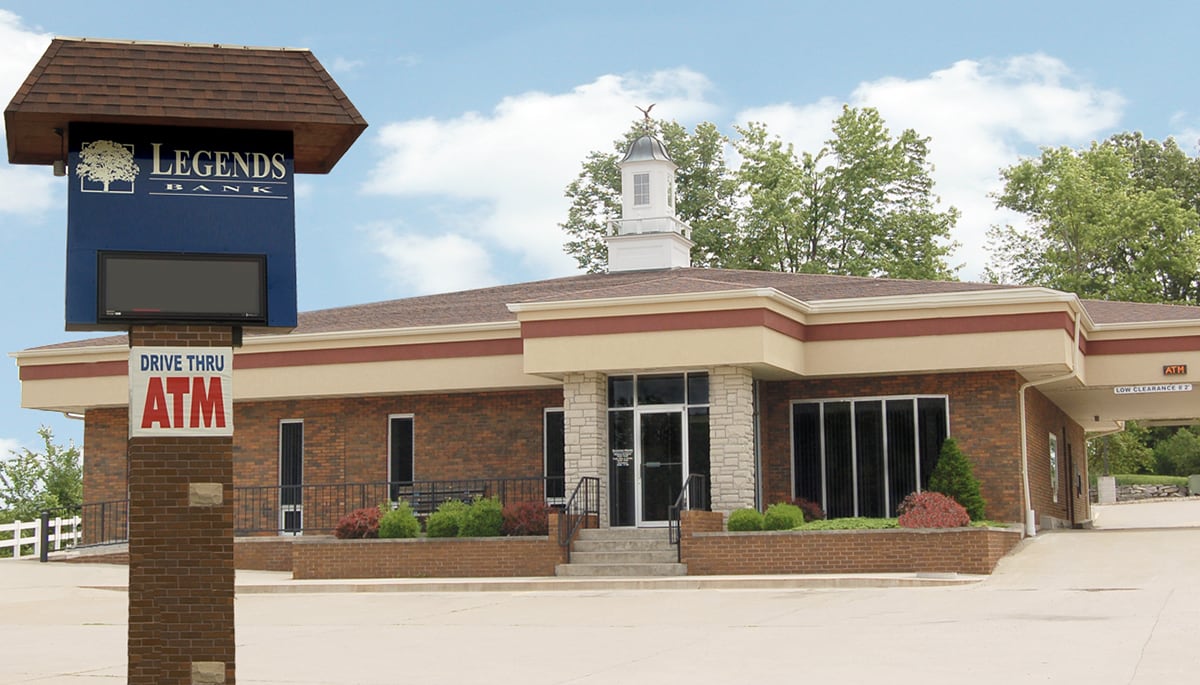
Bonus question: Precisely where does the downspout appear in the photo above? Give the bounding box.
[1018,310,1081,537]
[753,379,763,511]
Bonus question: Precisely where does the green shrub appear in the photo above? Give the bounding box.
[762,502,805,530]
[727,508,763,531]
[928,438,986,521]
[425,499,469,538]
[460,496,504,537]
[378,502,420,538]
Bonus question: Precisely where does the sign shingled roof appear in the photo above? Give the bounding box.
[5,37,367,173]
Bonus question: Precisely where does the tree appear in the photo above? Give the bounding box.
[1088,421,1154,476]
[986,134,1200,304]
[1153,427,1200,476]
[927,437,986,521]
[0,427,82,521]
[562,107,959,278]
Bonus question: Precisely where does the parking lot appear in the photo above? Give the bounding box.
[2,500,1198,684]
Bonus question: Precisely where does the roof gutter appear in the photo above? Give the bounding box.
[1018,309,1082,537]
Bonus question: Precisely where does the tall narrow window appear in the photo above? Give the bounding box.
[544,409,565,501]
[279,420,303,534]
[389,415,414,499]
[1048,432,1059,503]
[633,173,650,206]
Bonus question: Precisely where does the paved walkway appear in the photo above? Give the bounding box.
[2,500,1199,683]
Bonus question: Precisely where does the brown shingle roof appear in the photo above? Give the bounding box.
[26,269,1200,352]
[5,37,366,173]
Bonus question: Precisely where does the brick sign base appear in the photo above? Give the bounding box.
[127,325,235,685]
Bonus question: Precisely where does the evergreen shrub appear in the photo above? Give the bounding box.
[928,438,987,520]
[762,502,806,530]
[460,496,504,537]
[378,501,420,538]
[727,508,764,531]
[425,499,469,538]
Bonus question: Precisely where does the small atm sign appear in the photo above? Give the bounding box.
[129,347,233,437]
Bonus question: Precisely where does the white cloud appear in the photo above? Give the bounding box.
[0,437,21,459]
[363,69,718,280]
[362,222,499,294]
[737,55,1125,280]
[0,10,55,216]
[329,57,365,74]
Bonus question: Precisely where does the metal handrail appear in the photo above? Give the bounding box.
[557,476,600,562]
[668,473,709,562]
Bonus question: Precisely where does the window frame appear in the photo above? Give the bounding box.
[388,414,415,490]
[789,394,950,518]
[544,407,565,503]
[633,172,650,206]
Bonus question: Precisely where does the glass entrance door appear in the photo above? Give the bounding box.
[638,409,684,525]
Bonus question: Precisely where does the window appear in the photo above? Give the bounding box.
[791,396,948,518]
[1049,433,1059,503]
[389,415,414,499]
[545,409,565,501]
[279,420,303,534]
[633,173,650,206]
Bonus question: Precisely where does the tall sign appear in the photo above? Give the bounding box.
[66,123,297,330]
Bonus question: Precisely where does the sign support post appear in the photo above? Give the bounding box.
[127,324,236,685]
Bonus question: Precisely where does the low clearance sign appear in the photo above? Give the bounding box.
[129,347,233,437]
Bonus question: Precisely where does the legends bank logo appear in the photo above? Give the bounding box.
[76,138,290,200]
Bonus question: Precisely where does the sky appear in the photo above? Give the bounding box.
[1,0,1199,457]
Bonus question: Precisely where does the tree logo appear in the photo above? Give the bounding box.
[76,140,139,194]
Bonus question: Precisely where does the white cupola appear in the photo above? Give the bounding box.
[604,131,694,272]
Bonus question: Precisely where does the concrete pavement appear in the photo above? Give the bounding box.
[2,499,1199,683]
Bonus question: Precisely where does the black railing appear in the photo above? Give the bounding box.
[668,473,709,562]
[557,476,601,562]
[39,477,566,559]
[234,477,565,535]
[38,499,130,561]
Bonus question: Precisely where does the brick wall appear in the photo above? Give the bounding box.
[84,387,563,500]
[292,535,565,579]
[680,515,1020,575]
[1024,386,1088,525]
[233,537,294,572]
[760,371,1027,522]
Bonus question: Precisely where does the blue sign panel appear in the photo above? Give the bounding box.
[66,124,297,330]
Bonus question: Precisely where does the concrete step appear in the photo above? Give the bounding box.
[576,527,670,541]
[568,550,679,565]
[571,538,676,553]
[555,562,688,577]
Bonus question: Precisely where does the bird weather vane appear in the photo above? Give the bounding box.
[636,103,656,131]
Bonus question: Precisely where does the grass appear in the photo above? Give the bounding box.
[789,517,1017,531]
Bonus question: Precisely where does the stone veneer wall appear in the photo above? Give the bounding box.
[562,372,608,526]
[708,366,756,514]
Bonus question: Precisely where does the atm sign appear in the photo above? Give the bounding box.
[129,347,233,437]
[1164,364,1188,376]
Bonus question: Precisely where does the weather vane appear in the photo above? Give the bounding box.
[635,103,656,127]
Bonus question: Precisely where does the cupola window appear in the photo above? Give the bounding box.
[633,173,650,206]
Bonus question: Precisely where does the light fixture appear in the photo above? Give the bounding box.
[53,127,66,176]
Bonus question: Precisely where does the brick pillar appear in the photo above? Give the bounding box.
[562,372,608,527]
[127,325,235,685]
[709,366,756,515]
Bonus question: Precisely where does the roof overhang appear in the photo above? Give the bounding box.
[5,37,367,174]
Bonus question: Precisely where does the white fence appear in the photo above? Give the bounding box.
[0,516,82,560]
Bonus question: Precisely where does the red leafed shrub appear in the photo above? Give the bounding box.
[334,507,381,539]
[897,491,969,529]
[789,497,826,522]
[501,501,552,536]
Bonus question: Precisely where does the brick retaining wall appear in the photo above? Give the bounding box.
[292,535,565,579]
[679,511,1020,575]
